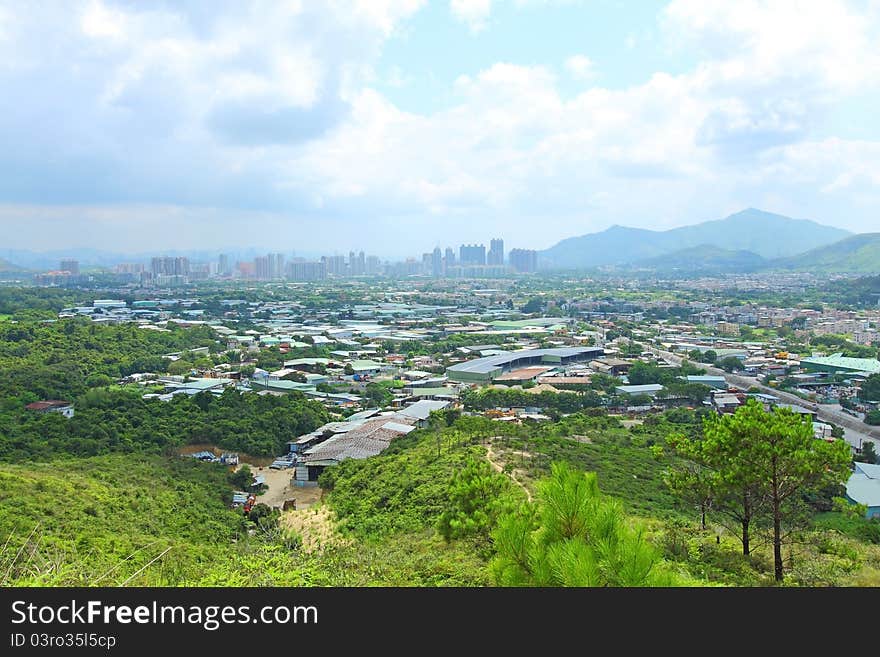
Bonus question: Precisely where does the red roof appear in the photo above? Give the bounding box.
[25,400,72,411]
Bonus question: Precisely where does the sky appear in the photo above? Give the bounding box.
[1,0,879,258]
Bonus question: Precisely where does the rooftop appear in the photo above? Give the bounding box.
[447,347,601,375]
[801,354,880,374]
[847,462,880,507]
[25,400,72,411]
[396,399,451,420]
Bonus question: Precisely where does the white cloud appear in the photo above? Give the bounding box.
[279,1,880,241]
[2,0,880,253]
[564,54,596,81]
[450,0,492,33]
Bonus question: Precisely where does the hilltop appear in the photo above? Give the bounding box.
[541,208,850,269]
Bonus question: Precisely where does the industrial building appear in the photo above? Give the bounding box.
[800,354,880,377]
[446,347,604,383]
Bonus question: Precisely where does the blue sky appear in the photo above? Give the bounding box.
[0,0,878,258]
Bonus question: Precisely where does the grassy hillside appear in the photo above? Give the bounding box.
[3,415,878,587]
[775,233,880,273]
[0,455,246,585]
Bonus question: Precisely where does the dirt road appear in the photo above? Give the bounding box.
[244,466,323,510]
[486,440,533,502]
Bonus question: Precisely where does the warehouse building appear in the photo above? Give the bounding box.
[446,347,604,383]
[800,354,880,377]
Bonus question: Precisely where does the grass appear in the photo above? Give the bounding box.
[0,455,246,585]
[3,413,879,587]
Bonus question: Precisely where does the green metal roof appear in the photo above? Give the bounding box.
[801,354,880,374]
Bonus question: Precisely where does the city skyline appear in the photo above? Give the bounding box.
[1,1,879,253]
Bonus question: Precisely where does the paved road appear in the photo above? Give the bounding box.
[652,348,879,449]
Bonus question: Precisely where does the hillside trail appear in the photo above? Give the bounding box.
[485,439,533,503]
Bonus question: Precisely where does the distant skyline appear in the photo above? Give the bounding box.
[1,1,879,256]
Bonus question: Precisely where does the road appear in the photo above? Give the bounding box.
[652,348,879,450]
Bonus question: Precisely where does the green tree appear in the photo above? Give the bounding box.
[856,440,878,464]
[668,404,767,557]
[669,400,851,581]
[749,404,851,581]
[230,464,253,490]
[664,464,713,530]
[490,463,675,586]
[865,410,880,426]
[717,356,745,373]
[860,374,880,402]
[167,360,193,376]
[700,350,717,364]
[661,383,711,405]
[437,460,512,542]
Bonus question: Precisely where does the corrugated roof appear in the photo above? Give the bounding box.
[847,471,880,507]
[447,347,601,375]
[616,384,664,394]
[396,400,450,420]
[802,354,880,374]
[855,462,880,479]
[302,417,416,463]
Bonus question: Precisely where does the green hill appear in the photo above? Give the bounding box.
[636,245,766,273]
[0,455,245,585]
[775,233,880,273]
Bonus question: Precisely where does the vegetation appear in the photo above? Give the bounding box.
[0,455,247,585]
[490,463,681,586]
[860,374,880,402]
[811,334,878,359]
[0,318,218,401]
[460,386,602,413]
[0,388,328,460]
[626,360,705,385]
[668,400,851,581]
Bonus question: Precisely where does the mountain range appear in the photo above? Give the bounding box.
[541,208,851,267]
[539,208,880,274]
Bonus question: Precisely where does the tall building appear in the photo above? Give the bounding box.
[509,248,538,273]
[487,238,504,266]
[459,244,486,266]
[151,256,189,277]
[366,255,380,275]
[286,260,326,281]
[268,253,285,279]
[422,252,433,275]
[218,254,231,277]
[254,256,270,280]
[444,247,455,268]
[432,247,443,277]
[356,251,366,276]
[189,263,211,281]
[60,259,79,275]
[115,263,144,274]
[322,255,347,276]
